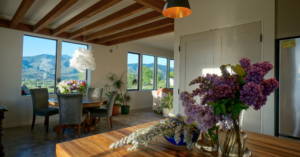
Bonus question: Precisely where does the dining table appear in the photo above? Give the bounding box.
[48,97,108,132]
[56,120,300,157]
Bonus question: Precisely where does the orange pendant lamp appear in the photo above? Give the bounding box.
[163,0,192,18]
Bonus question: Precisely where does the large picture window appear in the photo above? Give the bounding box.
[61,41,88,81]
[142,55,155,90]
[127,52,140,90]
[157,57,167,89]
[21,35,57,95]
[170,59,174,88]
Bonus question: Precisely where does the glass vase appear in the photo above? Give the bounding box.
[200,131,219,152]
[219,110,248,157]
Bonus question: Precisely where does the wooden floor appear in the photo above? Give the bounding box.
[57,121,300,157]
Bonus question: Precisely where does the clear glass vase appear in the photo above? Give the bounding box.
[219,110,248,157]
[200,131,219,152]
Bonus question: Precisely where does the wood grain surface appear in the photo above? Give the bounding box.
[56,121,300,157]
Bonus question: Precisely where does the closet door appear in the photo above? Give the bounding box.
[179,31,214,108]
[179,21,262,133]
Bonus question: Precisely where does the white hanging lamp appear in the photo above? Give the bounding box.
[69,27,96,72]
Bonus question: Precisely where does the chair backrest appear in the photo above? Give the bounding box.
[57,93,83,124]
[30,88,49,113]
[106,91,118,117]
[88,88,103,98]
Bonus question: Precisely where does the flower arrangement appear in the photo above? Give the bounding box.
[179,58,279,156]
[110,114,199,151]
[56,79,88,94]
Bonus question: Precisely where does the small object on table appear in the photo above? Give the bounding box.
[0,102,8,157]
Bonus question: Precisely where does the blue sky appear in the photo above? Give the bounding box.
[23,35,87,57]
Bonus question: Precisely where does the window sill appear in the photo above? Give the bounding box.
[21,93,56,97]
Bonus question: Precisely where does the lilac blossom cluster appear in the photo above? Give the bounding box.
[189,73,239,105]
[178,58,279,134]
[239,58,279,110]
[179,92,228,132]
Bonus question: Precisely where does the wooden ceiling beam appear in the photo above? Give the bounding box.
[105,25,174,46]
[32,0,78,33]
[97,18,173,44]
[52,0,121,36]
[69,3,147,39]
[0,19,97,44]
[134,0,165,12]
[10,0,35,28]
[85,11,163,41]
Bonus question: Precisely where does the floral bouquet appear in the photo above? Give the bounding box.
[110,114,199,151]
[179,58,279,156]
[56,79,88,94]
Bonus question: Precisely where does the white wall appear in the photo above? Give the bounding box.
[0,27,173,128]
[173,0,275,135]
[90,43,173,111]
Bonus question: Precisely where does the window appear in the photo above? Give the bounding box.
[21,35,57,95]
[127,52,140,90]
[157,57,167,89]
[169,59,174,88]
[61,41,88,81]
[142,55,155,90]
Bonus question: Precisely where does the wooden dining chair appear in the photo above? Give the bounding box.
[30,88,59,132]
[90,91,117,131]
[57,93,86,143]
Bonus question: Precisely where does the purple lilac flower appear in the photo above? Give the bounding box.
[252,61,273,74]
[220,65,230,76]
[262,78,279,96]
[240,82,264,110]
[239,58,251,71]
[244,66,265,84]
[216,114,233,130]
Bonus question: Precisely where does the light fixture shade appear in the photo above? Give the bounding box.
[69,47,96,72]
[163,0,191,18]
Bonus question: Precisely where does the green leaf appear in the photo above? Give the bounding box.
[237,76,245,84]
[231,65,246,76]
[232,104,242,118]
[220,103,226,115]
[208,102,219,107]
[240,103,249,110]
[214,106,221,116]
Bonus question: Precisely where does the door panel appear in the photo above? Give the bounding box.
[179,21,262,133]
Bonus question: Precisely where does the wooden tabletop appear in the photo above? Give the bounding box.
[49,97,108,108]
[56,121,300,157]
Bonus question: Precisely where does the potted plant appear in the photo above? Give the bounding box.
[105,92,122,116]
[104,73,137,115]
[156,92,173,117]
[121,92,132,115]
[110,114,200,151]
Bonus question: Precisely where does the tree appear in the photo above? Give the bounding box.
[170,71,174,78]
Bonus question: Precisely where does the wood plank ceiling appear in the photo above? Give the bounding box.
[0,0,173,46]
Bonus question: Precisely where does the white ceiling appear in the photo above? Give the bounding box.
[0,0,174,51]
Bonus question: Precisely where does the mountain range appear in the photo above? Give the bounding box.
[22,54,173,77]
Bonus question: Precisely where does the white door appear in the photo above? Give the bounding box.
[179,21,262,133]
